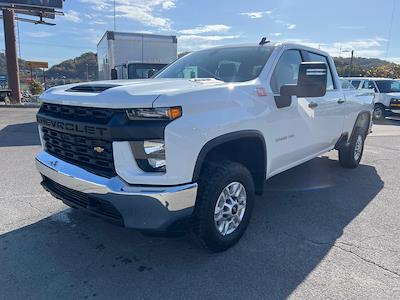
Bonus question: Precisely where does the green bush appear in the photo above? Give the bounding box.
[30,79,44,95]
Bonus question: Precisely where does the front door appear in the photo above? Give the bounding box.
[267,49,321,175]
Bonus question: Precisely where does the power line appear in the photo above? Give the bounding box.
[385,0,396,59]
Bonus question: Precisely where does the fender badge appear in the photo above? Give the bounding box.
[94,146,105,153]
[256,87,267,97]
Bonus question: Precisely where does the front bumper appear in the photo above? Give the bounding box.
[36,151,198,231]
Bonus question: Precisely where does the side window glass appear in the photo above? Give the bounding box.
[363,80,377,92]
[351,80,360,89]
[307,52,335,90]
[270,50,302,94]
[370,81,378,92]
[362,81,370,89]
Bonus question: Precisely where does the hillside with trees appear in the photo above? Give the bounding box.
[46,52,98,85]
[0,52,98,88]
[334,57,400,78]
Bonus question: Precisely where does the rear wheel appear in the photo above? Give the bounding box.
[373,104,385,120]
[192,161,255,252]
[339,128,365,169]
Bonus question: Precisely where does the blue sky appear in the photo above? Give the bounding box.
[2,0,399,66]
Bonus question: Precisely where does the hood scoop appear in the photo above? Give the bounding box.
[67,84,120,93]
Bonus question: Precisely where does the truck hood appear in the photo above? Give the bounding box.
[40,78,226,108]
[385,92,400,98]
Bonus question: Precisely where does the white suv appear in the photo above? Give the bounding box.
[347,77,400,120]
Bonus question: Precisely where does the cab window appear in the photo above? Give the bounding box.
[270,50,303,94]
[351,80,361,89]
[362,80,378,92]
[306,52,335,90]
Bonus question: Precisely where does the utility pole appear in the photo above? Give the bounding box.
[113,0,116,31]
[86,63,89,81]
[3,9,21,103]
[348,50,354,77]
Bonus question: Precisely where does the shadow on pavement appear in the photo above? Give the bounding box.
[373,113,400,126]
[0,122,41,147]
[0,156,384,299]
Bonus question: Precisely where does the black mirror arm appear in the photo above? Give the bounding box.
[280,84,298,97]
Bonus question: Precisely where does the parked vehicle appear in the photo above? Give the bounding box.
[36,41,374,252]
[97,31,178,80]
[346,77,400,120]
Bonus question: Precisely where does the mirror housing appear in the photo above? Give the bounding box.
[280,62,327,98]
[147,69,156,78]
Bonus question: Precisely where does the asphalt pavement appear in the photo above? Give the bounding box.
[1,107,400,299]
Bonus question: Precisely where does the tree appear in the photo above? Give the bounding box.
[30,79,44,95]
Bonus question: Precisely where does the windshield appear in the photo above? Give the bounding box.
[375,80,400,93]
[156,46,274,82]
[128,63,167,79]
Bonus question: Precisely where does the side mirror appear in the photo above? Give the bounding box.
[280,62,327,98]
[147,69,156,78]
[111,68,118,80]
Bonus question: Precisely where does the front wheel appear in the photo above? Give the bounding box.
[192,161,255,252]
[339,128,365,169]
[373,104,386,120]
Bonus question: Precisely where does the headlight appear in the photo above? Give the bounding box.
[126,107,182,120]
[130,140,166,172]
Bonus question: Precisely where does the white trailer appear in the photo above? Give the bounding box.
[97,31,177,80]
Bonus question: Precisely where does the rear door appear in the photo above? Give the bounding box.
[303,51,345,148]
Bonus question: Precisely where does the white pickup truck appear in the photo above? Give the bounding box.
[36,41,374,252]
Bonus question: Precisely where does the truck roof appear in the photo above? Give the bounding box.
[344,77,394,81]
[194,42,332,57]
[97,31,177,47]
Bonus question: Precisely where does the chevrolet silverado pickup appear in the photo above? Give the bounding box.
[36,41,374,252]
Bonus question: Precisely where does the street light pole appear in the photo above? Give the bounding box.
[348,50,354,77]
[113,0,116,31]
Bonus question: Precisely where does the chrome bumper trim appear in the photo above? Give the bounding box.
[35,151,198,212]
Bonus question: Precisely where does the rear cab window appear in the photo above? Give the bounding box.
[304,51,336,90]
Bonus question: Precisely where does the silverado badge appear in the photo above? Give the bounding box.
[94,146,105,153]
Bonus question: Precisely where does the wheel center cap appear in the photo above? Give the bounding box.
[231,204,238,215]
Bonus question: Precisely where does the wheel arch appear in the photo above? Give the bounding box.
[350,110,372,140]
[192,130,267,195]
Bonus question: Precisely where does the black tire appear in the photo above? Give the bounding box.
[339,128,365,169]
[373,104,386,120]
[192,161,255,252]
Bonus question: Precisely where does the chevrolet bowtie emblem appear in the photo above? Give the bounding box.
[50,160,58,167]
[94,146,105,153]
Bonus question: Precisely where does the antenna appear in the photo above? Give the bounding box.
[259,37,270,45]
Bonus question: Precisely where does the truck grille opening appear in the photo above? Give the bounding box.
[41,103,115,124]
[42,177,123,225]
[42,127,116,178]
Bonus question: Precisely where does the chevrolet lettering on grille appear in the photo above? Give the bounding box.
[37,116,108,136]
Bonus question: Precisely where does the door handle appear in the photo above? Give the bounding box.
[337,99,345,104]
[308,102,318,109]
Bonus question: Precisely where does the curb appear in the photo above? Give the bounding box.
[0,104,41,108]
